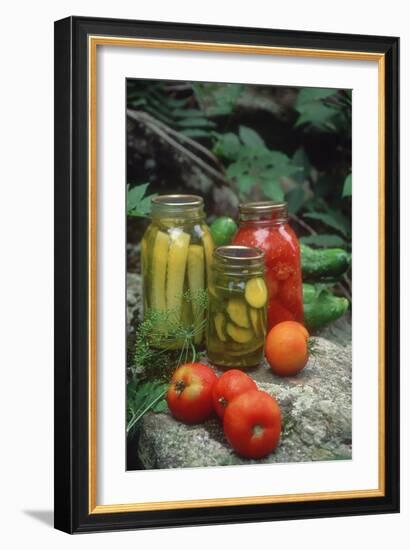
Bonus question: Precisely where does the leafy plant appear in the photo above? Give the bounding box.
[213,126,302,201]
[192,82,243,116]
[132,289,208,376]
[127,289,208,435]
[295,88,352,133]
[127,380,168,434]
[342,174,352,198]
[127,183,157,217]
[303,210,350,237]
[127,80,220,138]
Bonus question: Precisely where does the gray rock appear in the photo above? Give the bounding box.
[127,272,142,334]
[316,312,352,346]
[137,337,352,469]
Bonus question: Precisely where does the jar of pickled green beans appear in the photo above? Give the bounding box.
[141,195,213,349]
[206,246,268,369]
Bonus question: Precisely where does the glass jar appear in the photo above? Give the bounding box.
[141,195,213,349]
[207,245,267,369]
[233,201,304,330]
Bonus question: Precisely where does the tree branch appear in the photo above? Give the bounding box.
[127,109,227,183]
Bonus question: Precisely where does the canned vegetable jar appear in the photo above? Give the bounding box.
[207,245,267,369]
[141,194,213,348]
[233,201,304,330]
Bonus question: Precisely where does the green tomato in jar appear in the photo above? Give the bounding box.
[210,217,238,247]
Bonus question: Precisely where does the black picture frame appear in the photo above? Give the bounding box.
[54,15,400,534]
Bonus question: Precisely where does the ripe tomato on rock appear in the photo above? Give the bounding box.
[167,363,218,424]
[223,390,282,459]
[265,321,309,377]
[212,369,257,419]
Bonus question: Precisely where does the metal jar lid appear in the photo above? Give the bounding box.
[239,201,288,222]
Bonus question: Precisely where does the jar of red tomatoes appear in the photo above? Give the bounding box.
[232,201,304,330]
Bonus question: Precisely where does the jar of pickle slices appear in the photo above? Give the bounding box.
[141,195,213,349]
[206,246,268,369]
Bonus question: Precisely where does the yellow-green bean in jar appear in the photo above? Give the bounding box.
[141,195,213,349]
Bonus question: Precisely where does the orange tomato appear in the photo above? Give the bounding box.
[274,320,309,339]
[265,321,309,376]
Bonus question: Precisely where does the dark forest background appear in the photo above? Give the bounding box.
[126,79,352,251]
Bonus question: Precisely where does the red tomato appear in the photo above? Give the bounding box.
[265,271,279,298]
[223,390,282,459]
[212,369,257,419]
[167,363,218,424]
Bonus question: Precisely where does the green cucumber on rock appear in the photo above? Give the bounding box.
[301,244,351,281]
[303,283,349,331]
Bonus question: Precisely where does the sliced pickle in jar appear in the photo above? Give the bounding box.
[226,298,251,328]
[226,341,264,356]
[214,312,227,342]
[187,244,205,344]
[249,307,264,336]
[226,322,253,344]
[166,230,191,322]
[245,277,268,308]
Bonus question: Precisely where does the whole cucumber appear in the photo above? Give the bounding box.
[301,244,350,281]
[303,283,349,331]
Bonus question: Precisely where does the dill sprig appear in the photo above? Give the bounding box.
[126,289,208,436]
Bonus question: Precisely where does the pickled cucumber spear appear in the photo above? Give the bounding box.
[151,230,169,313]
[166,230,191,323]
[187,244,205,344]
[200,229,214,285]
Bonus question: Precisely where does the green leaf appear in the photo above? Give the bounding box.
[342,173,352,197]
[263,179,284,201]
[286,187,305,214]
[152,399,168,413]
[239,126,265,148]
[303,211,349,236]
[295,103,338,128]
[127,380,168,434]
[127,183,157,217]
[292,148,311,183]
[177,118,216,128]
[296,88,337,107]
[226,161,248,179]
[192,82,243,117]
[236,174,255,194]
[212,133,241,160]
[172,108,204,118]
[300,234,346,247]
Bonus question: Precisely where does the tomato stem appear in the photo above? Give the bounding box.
[252,424,264,437]
[175,380,186,394]
[218,396,228,408]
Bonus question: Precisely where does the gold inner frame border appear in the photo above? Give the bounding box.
[87,36,386,514]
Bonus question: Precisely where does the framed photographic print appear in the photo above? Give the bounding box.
[54,16,399,533]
